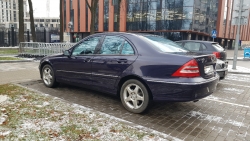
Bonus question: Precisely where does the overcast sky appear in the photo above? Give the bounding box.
[27,0,59,18]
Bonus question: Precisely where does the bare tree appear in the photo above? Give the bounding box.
[18,0,24,43]
[86,0,98,35]
[28,0,36,42]
[60,0,64,42]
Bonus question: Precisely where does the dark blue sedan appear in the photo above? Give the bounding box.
[39,33,219,113]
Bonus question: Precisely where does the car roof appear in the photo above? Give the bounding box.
[176,40,218,44]
[92,32,159,37]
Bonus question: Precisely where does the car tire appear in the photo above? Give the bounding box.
[42,65,58,88]
[120,79,150,114]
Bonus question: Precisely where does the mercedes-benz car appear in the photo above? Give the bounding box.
[39,33,219,114]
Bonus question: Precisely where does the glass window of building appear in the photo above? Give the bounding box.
[104,0,109,31]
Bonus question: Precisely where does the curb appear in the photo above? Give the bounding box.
[228,71,250,75]
[227,58,250,61]
[0,60,34,63]
[0,54,18,56]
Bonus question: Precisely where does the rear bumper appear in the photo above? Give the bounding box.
[216,60,228,79]
[216,69,228,79]
[145,75,219,102]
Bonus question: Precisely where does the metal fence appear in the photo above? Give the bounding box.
[0,30,18,47]
[19,42,76,57]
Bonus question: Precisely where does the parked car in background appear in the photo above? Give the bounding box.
[175,40,228,79]
[39,33,219,114]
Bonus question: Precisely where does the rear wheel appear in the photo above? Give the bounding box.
[120,79,150,114]
[42,65,58,88]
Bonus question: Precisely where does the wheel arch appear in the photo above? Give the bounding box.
[40,61,53,78]
[117,75,153,100]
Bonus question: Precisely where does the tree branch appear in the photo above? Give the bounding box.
[86,0,91,9]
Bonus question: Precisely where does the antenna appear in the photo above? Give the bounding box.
[46,0,50,17]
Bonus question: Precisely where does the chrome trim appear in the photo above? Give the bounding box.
[57,70,91,75]
[92,73,118,78]
[57,70,118,78]
[146,75,219,85]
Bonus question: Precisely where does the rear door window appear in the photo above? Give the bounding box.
[99,36,125,55]
[121,41,135,55]
[212,43,224,51]
[184,42,202,51]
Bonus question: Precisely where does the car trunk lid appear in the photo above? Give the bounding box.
[193,54,217,79]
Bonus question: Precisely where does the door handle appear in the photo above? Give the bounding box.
[117,59,128,63]
[92,60,105,64]
[83,58,91,62]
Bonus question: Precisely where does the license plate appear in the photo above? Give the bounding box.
[204,65,214,74]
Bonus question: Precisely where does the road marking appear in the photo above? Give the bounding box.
[218,82,250,88]
[204,97,249,108]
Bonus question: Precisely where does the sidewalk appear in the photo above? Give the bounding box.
[226,49,250,61]
[225,49,250,74]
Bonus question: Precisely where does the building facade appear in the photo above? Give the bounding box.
[63,0,250,48]
[24,17,60,30]
[0,0,27,29]
[0,0,60,31]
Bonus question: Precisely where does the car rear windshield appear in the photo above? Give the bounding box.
[142,36,189,53]
[212,43,224,51]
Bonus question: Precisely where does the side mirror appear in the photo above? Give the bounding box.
[63,50,70,56]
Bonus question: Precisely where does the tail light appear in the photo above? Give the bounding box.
[172,59,200,77]
[213,52,221,59]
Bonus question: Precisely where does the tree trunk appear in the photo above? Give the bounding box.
[60,0,64,42]
[18,0,24,43]
[86,0,98,35]
[28,0,36,42]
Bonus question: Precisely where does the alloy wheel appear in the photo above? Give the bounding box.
[123,83,145,110]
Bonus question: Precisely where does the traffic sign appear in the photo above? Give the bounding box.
[211,30,217,38]
[232,0,249,25]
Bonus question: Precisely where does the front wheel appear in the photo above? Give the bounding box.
[120,79,150,114]
[42,65,58,88]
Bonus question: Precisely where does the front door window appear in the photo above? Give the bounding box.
[72,36,101,56]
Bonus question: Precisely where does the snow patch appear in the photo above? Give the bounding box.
[0,95,8,103]
[188,111,245,127]
[206,95,220,100]
[0,116,7,125]
[21,119,61,131]
[0,131,11,136]
[43,102,50,106]
[223,88,244,94]
[227,120,245,127]
[35,102,50,108]
[226,74,250,82]
[228,65,250,73]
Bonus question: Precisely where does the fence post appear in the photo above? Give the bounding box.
[8,30,10,46]
[44,28,46,43]
[11,25,14,47]
[27,29,30,42]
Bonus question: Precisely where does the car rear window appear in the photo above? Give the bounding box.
[212,43,224,51]
[141,36,189,53]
